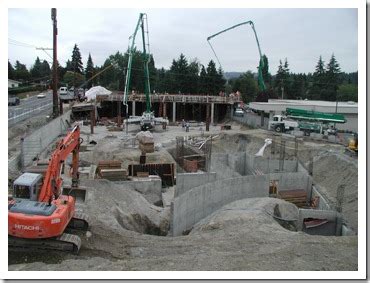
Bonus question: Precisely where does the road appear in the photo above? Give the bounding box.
[8,90,53,127]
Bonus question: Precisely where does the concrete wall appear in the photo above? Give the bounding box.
[171,174,269,236]
[227,153,246,175]
[253,157,298,174]
[210,153,242,180]
[115,178,162,205]
[175,172,217,197]
[21,111,71,167]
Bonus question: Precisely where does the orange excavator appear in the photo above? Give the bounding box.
[8,125,89,253]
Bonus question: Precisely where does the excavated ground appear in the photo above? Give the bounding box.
[8,122,359,271]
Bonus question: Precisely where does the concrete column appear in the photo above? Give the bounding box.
[260,111,265,127]
[132,101,136,116]
[172,102,176,123]
[163,102,167,118]
[211,103,214,125]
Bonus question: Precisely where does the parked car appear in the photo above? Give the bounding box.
[234,108,244,117]
[58,87,75,102]
[8,96,20,106]
[37,93,46,98]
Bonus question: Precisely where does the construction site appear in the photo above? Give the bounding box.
[7,10,359,273]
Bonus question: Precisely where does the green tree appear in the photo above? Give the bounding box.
[205,60,219,95]
[187,59,200,94]
[8,60,15,80]
[14,60,31,82]
[199,65,208,94]
[324,54,341,101]
[337,84,357,102]
[308,56,326,100]
[30,57,42,80]
[85,53,95,89]
[169,53,189,93]
[40,60,51,79]
[232,71,258,102]
[71,44,83,74]
[63,71,84,87]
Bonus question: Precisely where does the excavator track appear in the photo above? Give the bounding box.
[68,211,89,230]
[9,233,82,254]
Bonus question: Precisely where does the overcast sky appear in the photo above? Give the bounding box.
[8,8,358,75]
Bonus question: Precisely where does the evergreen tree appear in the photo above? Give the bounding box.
[8,60,15,80]
[30,57,42,80]
[232,71,258,102]
[206,60,219,95]
[315,56,325,75]
[14,60,31,81]
[65,59,73,71]
[71,44,83,74]
[169,53,189,93]
[324,54,341,101]
[85,53,95,89]
[199,65,208,94]
[308,56,327,100]
[40,60,51,79]
[187,59,200,94]
[216,67,226,92]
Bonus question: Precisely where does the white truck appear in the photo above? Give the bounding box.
[268,115,322,135]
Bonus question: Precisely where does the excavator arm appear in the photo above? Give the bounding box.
[38,125,81,203]
[207,20,267,92]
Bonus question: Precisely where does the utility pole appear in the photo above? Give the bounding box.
[51,8,59,117]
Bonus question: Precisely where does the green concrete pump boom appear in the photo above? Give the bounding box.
[207,20,266,92]
[124,13,151,113]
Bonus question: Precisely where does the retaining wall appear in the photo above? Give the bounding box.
[253,157,298,173]
[171,171,315,236]
[21,110,71,167]
[171,174,269,236]
[175,172,217,197]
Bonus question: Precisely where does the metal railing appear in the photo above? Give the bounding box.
[97,93,241,104]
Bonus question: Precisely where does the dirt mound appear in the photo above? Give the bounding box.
[312,153,358,232]
[81,179,170,235]
[191,198,299,235]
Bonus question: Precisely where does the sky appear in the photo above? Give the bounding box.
[8,8,358,75]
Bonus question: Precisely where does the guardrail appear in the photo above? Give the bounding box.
[8,102,53,127]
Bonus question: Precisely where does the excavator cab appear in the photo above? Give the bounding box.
[12,173,43,201]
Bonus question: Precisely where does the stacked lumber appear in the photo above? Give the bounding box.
[96,160,121,177]
[277,189,307,207]
[100,168,128,181]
